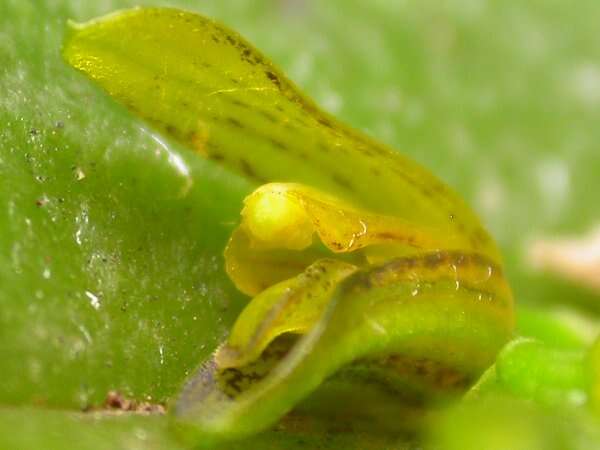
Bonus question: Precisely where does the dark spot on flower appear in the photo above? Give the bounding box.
[265,70,281,88]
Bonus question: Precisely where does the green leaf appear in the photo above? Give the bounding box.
[0,407,184,450]
[428,395,600,450]
[5,0,600,448]
[0,0,252,409]
[0,406,410,450]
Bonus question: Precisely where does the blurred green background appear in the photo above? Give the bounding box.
[2,0,600,448]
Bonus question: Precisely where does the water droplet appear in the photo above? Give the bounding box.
[85,290,101,310]
[74,167,86,181]
[366,317,387,335]
[78,324,93,344]
[74,204,89,245]
[451,264,460,290]
[75,228,83,245]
